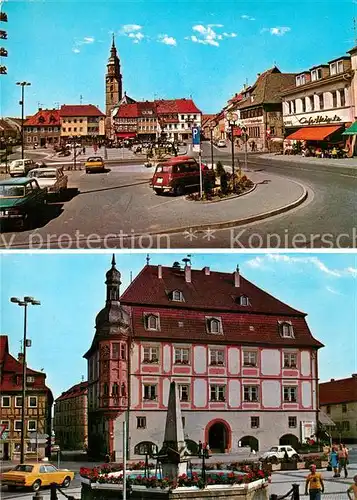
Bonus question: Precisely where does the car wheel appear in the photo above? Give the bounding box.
[292,454,299,460]
[174,185,185,196]
[270,456,278,464]
[62,477,71,488]
[32,480,41,492]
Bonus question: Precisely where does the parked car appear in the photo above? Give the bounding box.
[216,139,226,148]
[28,167,68,197]
[84,156,105,173]
[0,177,47,229]
[150,155,215,196]
[1,463,74,492]
[9,158,36,177]
[259,445,300,463]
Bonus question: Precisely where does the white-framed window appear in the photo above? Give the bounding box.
[283,386,297,402]
[206,317,223,334]
[1,396,10,407]
[145,313,160,331]
[210,384,226,402]
[238,295,250,306]
[174,347,190,364]
[243,385,259,402]
[309,96,315,111]
[283,352,297,368]
[14,420,22,431]
[143,346,159,363]
[243,351,257,367]
[288,416,297,428]
[209,349,225,366]
[15,396,23,407]
[296,74,306,86]
[27,376,35,383]
[178,384,190,401]
[339,89,346,107]
[143,384,157,401]
[1,420,10,431]
[28,396,37,408]
[311,68,322,81]
[279,321,294,338]
[137,416,146,429]
[28,420,37,431]
[171,290,184,302]
[330,60,344,76]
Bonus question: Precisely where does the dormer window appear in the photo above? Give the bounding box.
[237,295,250,306]
[279,321,294,338]
[206,317,223,334]
[311,68,322,81]
[330,60,344,76]
[144,313,160,331]
[296,74,306,87]
[38,116,45,123]
[170,290,184,302]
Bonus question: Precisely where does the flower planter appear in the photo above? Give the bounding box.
[281,461,297,471]
[91,484,123,490]
[297,462,306,470]
[272,463,281,471]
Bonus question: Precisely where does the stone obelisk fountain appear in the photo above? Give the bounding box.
[158,381,188,480]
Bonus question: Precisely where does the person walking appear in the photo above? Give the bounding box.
[347,474,357,500]
[338,444,348,478]
[330,445,339,477]
[305,464,324,500]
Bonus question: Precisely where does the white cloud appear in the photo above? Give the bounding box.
[72,36,95,53]
[326,286,342,295]
[241,15,255,21]
[72,48,80,53]
[128,32,144,42]
[346,267,357,277]
[158,34,177,46]
[122,24,142,33]
[263,26,291,36]
[187,24,236,47]
[83,36,95,43]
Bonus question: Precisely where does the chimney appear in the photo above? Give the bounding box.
[330,378,335,382]
[158,265,162,279]
[185,264,191,283]
[18,353,24,363]
[234,265,240,287]
[203,266,210,276]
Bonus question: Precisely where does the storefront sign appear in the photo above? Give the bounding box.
[299,115,342,125]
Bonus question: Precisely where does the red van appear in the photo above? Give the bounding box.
[150,155,215,196]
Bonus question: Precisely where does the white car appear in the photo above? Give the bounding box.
[28,167,68,196]
[9,158,36,177]
[217,139,226,148]
[259,445,300,463]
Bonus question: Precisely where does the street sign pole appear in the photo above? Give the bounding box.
[192,126,202,198]
[123,420,127,500]
[199,150,203,199]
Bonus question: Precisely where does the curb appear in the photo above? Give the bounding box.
[184,183,257,204]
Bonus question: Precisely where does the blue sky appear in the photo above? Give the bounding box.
[1,0,357,117]
[1,252,356,399]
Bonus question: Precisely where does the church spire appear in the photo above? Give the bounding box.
[105,254,121,305]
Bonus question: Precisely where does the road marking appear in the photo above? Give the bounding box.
[148,198,181,210]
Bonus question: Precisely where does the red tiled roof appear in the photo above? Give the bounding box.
[60,104,105,117]
[319,376,357,405]
[24,109,60,127]
[55,381,88,402]
[155,98,201,114]
[115,103,139,118]
[120,265,323,347]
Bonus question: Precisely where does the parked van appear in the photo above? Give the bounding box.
[150,155,215,196]
[9,159,36,177]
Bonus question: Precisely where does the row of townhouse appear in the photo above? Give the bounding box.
[23,105,106,147]
[80,256,324,460]
[204,45,357,154]
[0,336,53,461]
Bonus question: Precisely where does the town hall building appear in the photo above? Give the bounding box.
[84,257,323,460]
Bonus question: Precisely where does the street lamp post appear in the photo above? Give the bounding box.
[209,124,215,170]
[10,296,41,463]
[16,82,31,160]
[227,112,238,191]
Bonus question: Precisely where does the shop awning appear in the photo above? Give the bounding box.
[285,126,342,141]
[116,132,136,138]
[342,121,357,135]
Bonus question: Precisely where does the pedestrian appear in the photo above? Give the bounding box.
[329,445,339,477]
[198,440,202,457]
[250,140,255,152]
[205,443,210,458]
[338,444,348,478]
[305,464,324,500]
[347,474,357,500]
[82,146,86,155]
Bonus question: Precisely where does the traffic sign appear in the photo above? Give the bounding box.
[226,112,238,122]
[29,432,49,444]
[1,432,8,440]
[0,423,7,438]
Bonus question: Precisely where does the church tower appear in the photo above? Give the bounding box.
[105,35,122,117]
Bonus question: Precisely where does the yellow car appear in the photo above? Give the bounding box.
[84,156,105,173]
[2,463,75,492]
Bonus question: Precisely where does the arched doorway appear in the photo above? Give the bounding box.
[206,420,231,453]
[239,435,259,452]
[279,434,299,449]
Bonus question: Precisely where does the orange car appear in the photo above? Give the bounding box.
[2,463,75,491]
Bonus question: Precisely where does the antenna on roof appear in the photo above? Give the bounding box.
[146,254,150,265]
[81,375,84,382]
[130,271,133,283]
[236,264,240,272]
[19,339,23,354]
[80,94,83,105]
[182,257,191,266]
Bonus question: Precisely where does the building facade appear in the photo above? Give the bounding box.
[0,336,53,461]
[60,105,105,143]
[54,381,88,450]
[236,67,296,152]
[23,109,61,147]
[84,258,323,460]
[319,375,357,444]
[281,52,354,152]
